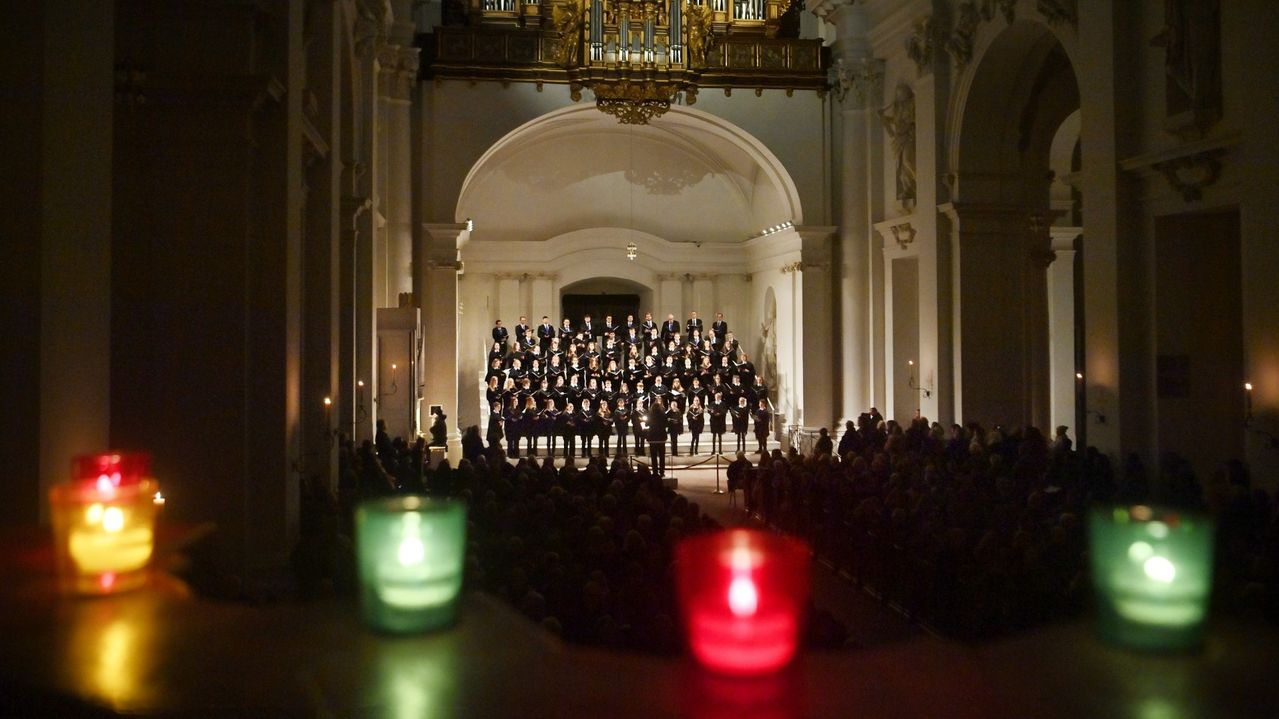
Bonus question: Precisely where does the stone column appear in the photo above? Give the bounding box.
[940,203,1042,428]
[497,275,521,345]
[351,17,382,442]
[530,275,556,326]
[1048,228,1081,437]
[691,276,714,318]
[798,227,838,431]
[659,276,684,322]
[821,0,880,426]
[377,43,419,302]
[27,0,114,521]
[418,223,471,463]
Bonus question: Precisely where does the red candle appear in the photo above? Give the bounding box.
[677,529,811,675]
[73,452,151,492]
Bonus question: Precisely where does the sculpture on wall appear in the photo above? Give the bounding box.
[946,1,981,70]
[880,82,917,206]
[904,14,934,75]
[686,2,716,68]
[761,287,778,388]
[1151,0,1220,136]
[553,0,586,67]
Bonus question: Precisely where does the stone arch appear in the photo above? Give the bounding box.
[943,16,1083,431]
[454,103,804,245]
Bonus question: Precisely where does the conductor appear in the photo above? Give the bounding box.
[646,397,669,478]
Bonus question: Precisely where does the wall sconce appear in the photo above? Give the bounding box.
[907,359,931,399]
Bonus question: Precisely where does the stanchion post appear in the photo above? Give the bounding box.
[712,452,726,495]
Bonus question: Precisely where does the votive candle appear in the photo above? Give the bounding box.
[676,529,810,675]
[50,477,160,595]
[356,496,467,633]
[1089,505,1215,651]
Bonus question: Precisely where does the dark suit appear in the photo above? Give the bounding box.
[711,320,728,341]
[492,325,509,346]
[686,318,703,337]
[661,320,680,342]
[645,402,668,476]
[537,323,556,348]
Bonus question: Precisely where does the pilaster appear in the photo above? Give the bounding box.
[418,223,471,463]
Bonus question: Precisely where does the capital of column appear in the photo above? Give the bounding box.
[421,222,471,267]
[377,44,420,101]
[832,56,884,109]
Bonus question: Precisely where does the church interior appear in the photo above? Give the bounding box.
[4,0,1279,714]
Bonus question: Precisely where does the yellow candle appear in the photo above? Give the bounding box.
[50,479,159,595]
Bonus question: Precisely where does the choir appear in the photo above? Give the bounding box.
[484,311,773,459]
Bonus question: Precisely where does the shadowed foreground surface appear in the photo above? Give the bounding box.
[0,525,1276,718]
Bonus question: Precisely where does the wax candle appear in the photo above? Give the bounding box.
[1089,505,1215,651]
[356,496,467,633]
[676,529,810,675]
[50,478,160,595]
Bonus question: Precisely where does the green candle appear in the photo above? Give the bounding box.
[356,496,467,633]
[1089,505,1214,651]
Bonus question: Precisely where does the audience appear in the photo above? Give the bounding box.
[297,408,1277,650]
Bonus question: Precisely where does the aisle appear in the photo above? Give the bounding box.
[669,465,930,650]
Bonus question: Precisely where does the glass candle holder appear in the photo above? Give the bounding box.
[1089,505,1215,651]
[676,529,811,675]
[355,496,467,634]
[74,451,151,492]
[50,478,160,595]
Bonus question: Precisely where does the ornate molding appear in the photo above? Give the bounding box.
[889,221,917,250]
[905,14,936,75]
[832,56,884,109]
[946,2,981,71]
[1036,0,1077,28]
[1153,151,1223,202]
[377,44,420,100]
[980,0,1016,24]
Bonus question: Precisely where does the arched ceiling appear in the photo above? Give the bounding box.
[456,105,801,245]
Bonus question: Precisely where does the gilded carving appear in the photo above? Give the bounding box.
[552,0,586,66]
[593,80,681,124]
[687,2,716,68]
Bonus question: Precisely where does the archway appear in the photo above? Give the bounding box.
[450,105,813,432]
[946,19,1081,431]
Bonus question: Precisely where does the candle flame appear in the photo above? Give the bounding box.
[358,380,365,388]
[728,576,759,617]
[1245,382,1253,391]
[323,396,332,407]
[153,491,165,506]
[1076,372,1084,380]
[398,537,425,567]
[102,507,125,533]
[1143,556,1176,584]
